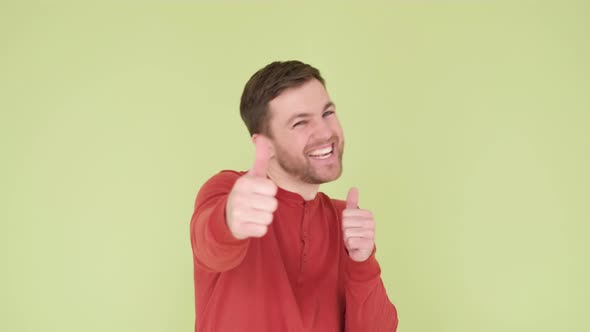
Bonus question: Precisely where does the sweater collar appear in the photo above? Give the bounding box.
[238,170,322,207]
[276,185,322,207]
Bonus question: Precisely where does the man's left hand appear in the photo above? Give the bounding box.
[342,187,376,262]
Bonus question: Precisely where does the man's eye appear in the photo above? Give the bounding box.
[323,110,335,117]
[293,120,306,128]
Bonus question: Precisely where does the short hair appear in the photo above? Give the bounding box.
[239,60,325,136]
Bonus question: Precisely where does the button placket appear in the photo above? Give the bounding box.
[301,204,309,265]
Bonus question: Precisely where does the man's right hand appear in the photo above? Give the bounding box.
[226,137,278,240]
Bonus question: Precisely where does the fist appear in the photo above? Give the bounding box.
[226,137,278,240]
[342,187,376,262]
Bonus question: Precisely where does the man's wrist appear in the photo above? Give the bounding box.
[345,248,381,283]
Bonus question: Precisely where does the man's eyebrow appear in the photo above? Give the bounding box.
[285,113,312,127]
[284,101,337,127]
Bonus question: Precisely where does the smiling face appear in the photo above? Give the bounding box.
[266,78,345,185]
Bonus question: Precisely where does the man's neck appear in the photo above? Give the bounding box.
[267,163,319,201]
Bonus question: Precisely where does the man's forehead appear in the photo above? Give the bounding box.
[268,80,331,118]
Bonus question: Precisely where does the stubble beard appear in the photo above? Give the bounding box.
[274,141,344,185]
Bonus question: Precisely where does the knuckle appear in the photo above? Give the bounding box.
[345,238,352,247]
[252,225,267,238]
[245,178,259,192]
[342,216,356,225]
[343,229,352,238]
[231,224,242,237]
[269,197,278,211]
[252,177,265,186]
[266,212,275,224]
[267,181,278,195]
[234,177,248,190]
[258,179,275,194]
[360,210,373,218]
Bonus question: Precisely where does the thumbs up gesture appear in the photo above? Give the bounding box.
[226,137,278,240]
[342,188,376,262]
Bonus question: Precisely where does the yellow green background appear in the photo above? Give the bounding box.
[1,1,588,331]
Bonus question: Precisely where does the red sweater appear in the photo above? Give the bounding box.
[190,170,398,332]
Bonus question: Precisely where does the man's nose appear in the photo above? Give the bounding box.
[311,119,333,141]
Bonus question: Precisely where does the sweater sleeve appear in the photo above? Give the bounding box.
[344,249,399,332]
[333,199,399,332]
[190,171,251,272]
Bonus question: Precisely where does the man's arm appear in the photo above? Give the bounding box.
[190,171,250,272]
[340,188,399,331]
[190,137,278,272]
[344,250,399,332]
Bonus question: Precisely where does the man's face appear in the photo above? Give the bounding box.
[266,79,345,184]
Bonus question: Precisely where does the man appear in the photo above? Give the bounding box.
[190,60,398,331]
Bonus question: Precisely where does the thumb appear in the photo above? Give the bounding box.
[346,187,359,209]
[249,135,271,177]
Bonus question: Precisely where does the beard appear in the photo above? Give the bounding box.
[273,138,344,185]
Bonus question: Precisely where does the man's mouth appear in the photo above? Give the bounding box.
[307,144,334,160]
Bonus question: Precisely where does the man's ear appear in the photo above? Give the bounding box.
[252,133,275,158]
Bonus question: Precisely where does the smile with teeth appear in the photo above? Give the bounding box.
[308,144,334,160]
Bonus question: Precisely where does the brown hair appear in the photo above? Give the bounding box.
[240,60,325,137]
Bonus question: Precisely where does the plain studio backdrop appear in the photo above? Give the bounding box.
[1,1,588,331]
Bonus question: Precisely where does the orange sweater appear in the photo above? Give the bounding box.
[190,170,398,331]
